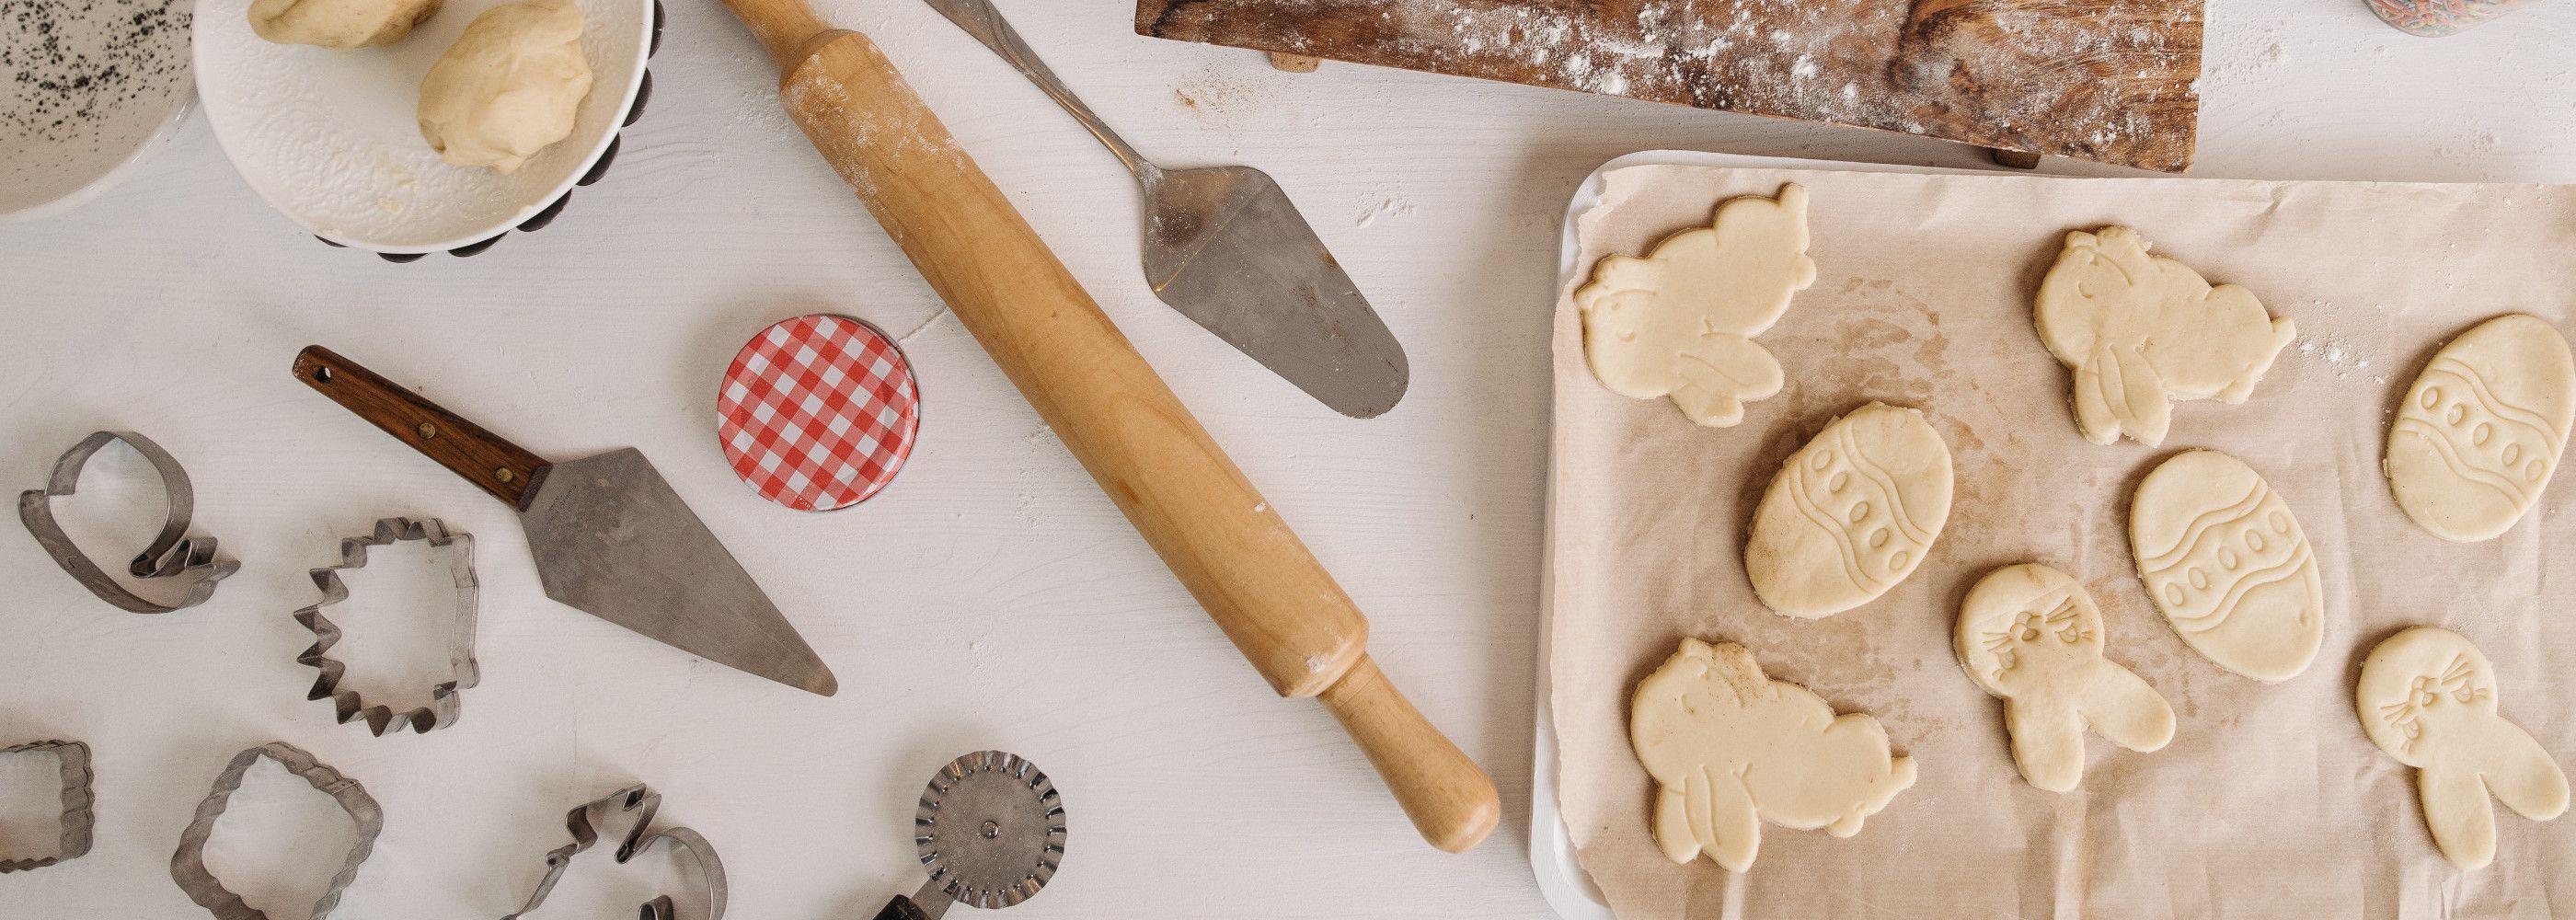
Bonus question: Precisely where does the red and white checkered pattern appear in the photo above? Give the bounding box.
[718,315,921,512]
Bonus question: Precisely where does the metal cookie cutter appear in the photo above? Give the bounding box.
[505,785,729,920]
[293,518,481,735]
[0,740,95,873]
[18,431,239,613]
[173,742,384,920]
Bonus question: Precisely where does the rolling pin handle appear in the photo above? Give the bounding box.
[1318,655,1502,853]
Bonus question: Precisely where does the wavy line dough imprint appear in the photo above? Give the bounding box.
[2128,450,2325,682]
[1629,638,1917,872]
[2357,627,2569,870]
[1575,183,1817,428]
[2034,226,2296,447]
[2386,314,2575,543]
[1747,402,1953,618]
[1955,564,2175,792]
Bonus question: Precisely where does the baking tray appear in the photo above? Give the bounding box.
[1528,150,1999,920]
[1530,151,2576,918]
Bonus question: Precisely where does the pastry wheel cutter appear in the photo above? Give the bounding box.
[874,751,1065,920]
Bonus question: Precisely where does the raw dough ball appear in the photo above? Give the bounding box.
[1745,402,1952,617]
[1955,564,2174,792]
[1575,183,1816,428]
[248,0,442,49]
[2035,226,2297,447]
[1629,638,1917,872]
[2386,314,2575,542]
[2356,627,2568,870]
[417,0,593,174]
[2128,450,2323,682]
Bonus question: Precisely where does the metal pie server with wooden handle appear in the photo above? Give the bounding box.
[717,0,1498,851]
[293,346,838,697]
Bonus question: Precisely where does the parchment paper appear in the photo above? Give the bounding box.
[1548,164,2576,919]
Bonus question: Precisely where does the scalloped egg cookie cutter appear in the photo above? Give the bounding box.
[17,431,239,614]
[505,785,729,920]
[172,742,384,920]
[0,740,95,873]
[293,517,481,736]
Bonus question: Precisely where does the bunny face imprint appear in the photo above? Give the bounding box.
[1576,183,1817,428]
[2129,450,2325,683]
[1629,638,1918,872]
[2357,627,2570,870]
[2387,314,2576,543]
[2035,226,2296,447]
[1955,564,2175,792]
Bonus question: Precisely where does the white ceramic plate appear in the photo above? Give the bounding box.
[1,0,197,222]
[192,0,650,252]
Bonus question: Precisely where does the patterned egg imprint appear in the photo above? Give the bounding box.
[2128,450,2325,683]
[1747,402,1954,618]
[2387,314,2576,543]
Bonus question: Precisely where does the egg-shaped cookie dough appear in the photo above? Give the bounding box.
[2387,315,2575,543]
[1745,402,1953,618]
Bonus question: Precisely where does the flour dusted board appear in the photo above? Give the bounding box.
[1548,162,2576,918]
[1135,0,2202,172]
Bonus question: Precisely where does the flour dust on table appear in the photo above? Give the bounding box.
[2035,226,2296,448]
[1628,638,1917,873]
[2356,627,2570,871]
[1955,564,2175,793]
[2128,450,2325,683]
[1574,182,1814,428]
[1744,401,1952,618]
[2386,314,2576,543]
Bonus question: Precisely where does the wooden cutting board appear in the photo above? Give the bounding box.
[1135,0,2202,173]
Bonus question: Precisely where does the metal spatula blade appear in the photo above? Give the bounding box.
[924,0,1410,419]
[1143,165,1409,418]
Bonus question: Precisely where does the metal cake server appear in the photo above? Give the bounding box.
[293,346,838,696]
[922,0,1409,419]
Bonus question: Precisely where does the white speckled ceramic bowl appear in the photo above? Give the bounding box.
[1,0,197,222]
[193,0,649,253]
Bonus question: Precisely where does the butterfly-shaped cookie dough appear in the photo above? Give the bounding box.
[1954,564,2174,792]
[1577,184,1816,428]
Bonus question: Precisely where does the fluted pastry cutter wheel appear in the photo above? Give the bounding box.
[874,751,1065,920]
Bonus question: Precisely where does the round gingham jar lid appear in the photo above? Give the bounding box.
[717,315,921,512]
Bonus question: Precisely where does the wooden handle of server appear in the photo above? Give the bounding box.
[714,0,1497,853]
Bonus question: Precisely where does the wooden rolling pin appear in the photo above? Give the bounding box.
[717,0,1500,853]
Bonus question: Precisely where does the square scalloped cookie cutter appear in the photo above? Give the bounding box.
[0,740,95,873]
[293,517,481,735]
[17,431,238,614]
[171,742,383,920]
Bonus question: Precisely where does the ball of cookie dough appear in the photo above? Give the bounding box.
[248,0,442,49]
[417,0,593,174]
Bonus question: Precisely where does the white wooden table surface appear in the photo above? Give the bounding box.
[3,1,2570,917]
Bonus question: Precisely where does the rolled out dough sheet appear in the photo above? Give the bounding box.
[1547,164,2576,919]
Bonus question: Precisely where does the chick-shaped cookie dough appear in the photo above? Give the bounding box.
[1576,183,1816,428]
[2357,627,2569,870]
[1629,638,1916,872]
[2035,226,2296,446]
[1955,564,2175,792]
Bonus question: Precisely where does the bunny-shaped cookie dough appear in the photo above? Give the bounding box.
[1955,564,2175,792]
[1629,638,1916,871]
[1577,184,1816,428]
[2035,226,2296,446]
[2357,627,2569,870]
